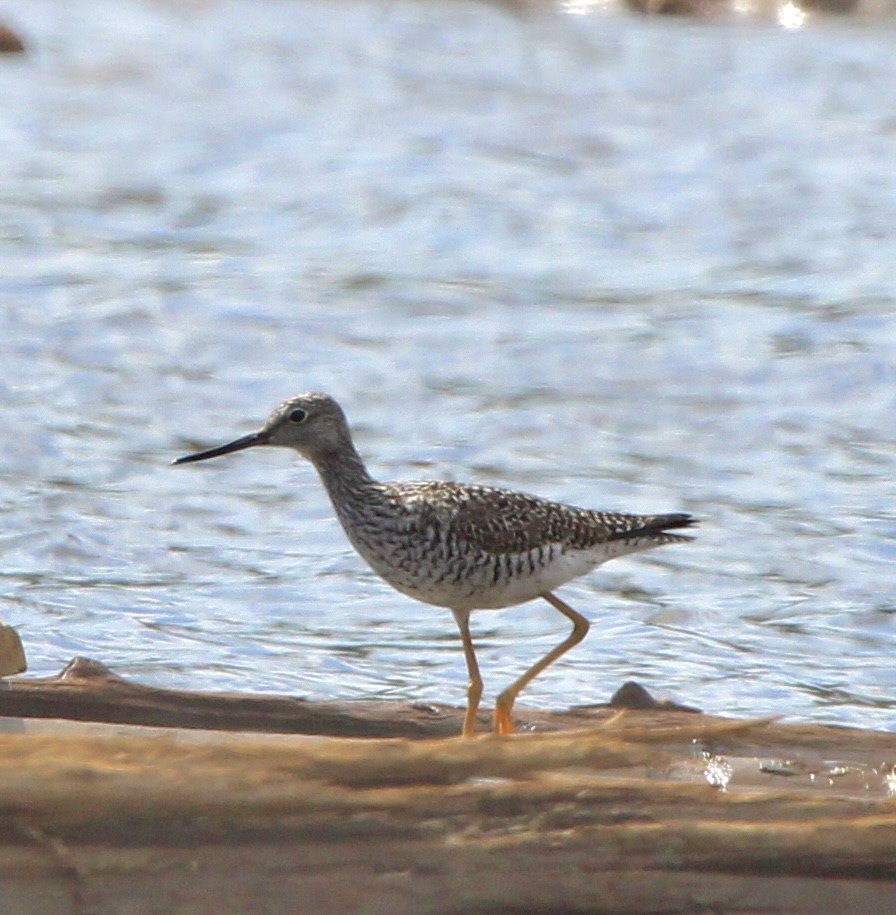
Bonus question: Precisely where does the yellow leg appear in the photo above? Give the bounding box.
[452,609,483,738]
[493,592,590,736]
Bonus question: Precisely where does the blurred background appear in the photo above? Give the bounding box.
[1,0,894,729]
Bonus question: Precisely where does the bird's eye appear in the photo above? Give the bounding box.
[288,408,307,423]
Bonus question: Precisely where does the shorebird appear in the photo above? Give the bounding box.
[174,393,696,737]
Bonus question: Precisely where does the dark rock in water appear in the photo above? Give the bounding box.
[610,680,701,713]
[0,22,25,53]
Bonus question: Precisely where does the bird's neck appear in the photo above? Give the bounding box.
[308,440,378,511]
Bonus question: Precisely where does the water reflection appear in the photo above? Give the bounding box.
[1,0,895,729]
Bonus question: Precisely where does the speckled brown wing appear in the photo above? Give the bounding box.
[405,481,695,556]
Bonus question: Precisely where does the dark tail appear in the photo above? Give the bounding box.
[607,512,698,543]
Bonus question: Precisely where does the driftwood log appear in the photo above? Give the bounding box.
[1,658,895,914]
[0,657,702,738]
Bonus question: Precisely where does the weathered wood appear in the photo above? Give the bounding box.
[0,657,701,738]
[0,727,894,914]
[2,659,895,786]
[0,657,458,737]
[2,658,896,913]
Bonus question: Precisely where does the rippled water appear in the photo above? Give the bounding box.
[2,0,895,729]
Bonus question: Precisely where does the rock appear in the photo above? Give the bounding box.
[0,21,25,54]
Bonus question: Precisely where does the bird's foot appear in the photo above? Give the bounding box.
[493,703,514,736]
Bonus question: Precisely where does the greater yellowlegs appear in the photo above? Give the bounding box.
[174,393,696,737]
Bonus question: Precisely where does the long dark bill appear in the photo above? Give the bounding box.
[173,430,270,465]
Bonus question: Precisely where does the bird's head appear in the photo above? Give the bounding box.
[173,392,350,465]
